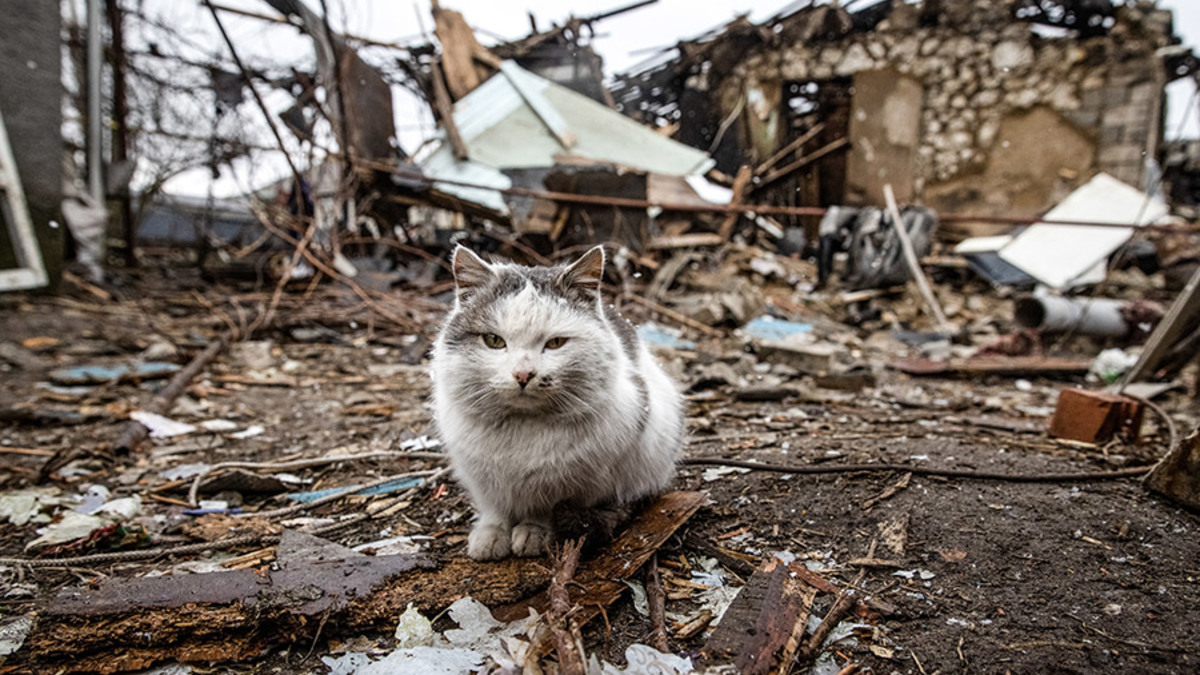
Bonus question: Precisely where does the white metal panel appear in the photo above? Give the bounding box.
[997,173,1168,289]
[0,107,49,292]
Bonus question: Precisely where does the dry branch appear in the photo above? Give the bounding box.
[113,332,229,453]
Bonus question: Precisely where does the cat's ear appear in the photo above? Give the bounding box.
[558,245,605,297]
[452,246,494,299]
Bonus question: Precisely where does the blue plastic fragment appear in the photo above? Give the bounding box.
[49,361,181,385]
[743,316,812,342]
[285,476,426,503]
[637,325,697,350]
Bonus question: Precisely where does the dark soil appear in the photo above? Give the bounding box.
[1,267,1198,674]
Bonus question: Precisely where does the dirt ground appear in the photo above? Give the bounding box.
[1,264,1198,675]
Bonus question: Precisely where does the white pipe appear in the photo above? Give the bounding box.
[1014,295,1129,337]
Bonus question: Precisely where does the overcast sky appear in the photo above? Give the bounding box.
[155,0,1199,197]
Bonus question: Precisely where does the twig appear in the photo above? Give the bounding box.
[548,538,587,675]
[622,292,723,337]
[186,450,446,506]
[203,0,303,184]
[911,648,928,675]
[0,534,275,568]
[114,333,230,453]
[646,554,670,653]
[800,590,856,660]
[681,457,1153,482]
[236,469,440,519]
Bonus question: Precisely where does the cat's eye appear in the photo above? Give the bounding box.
[482,333,506,349]
[544,337,568,350]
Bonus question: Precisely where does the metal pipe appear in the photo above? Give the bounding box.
[87,0,103,202]
[1014,295,1129,337]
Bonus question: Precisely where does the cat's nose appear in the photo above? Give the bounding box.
[513,369,536,389]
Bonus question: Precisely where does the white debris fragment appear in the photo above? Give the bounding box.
[623,579,649,617]
[198,419,239,432]
[893,569,936,581]
[158,463,210,481]
[691,558,741,627]
[0,614,34,658]
[98,495,141,520]
[399,436,443,452]
[324,597,539,675]
[74,485,111,514]
[353,535,427,556]
[0,487,65,525]
[394,604,435,648]
[230,425,265,440]
[25,511,105,550]
[701,466,751,482]
[130,410,197,438]
[595,643,694,674]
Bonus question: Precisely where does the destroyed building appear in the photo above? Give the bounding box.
[612,0,1197,239]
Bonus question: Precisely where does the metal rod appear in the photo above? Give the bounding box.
[387,168,1200,233]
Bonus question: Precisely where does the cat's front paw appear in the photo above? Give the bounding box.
[511,522,552,557]
[468,523,512,560]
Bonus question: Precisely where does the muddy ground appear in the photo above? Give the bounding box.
[1,265,1198,675]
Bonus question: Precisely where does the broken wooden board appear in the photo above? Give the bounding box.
[1145,428,1200,513]
[25,491,706,673]
[699,559,817,674]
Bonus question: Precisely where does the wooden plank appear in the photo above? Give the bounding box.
[429,60,469,161]
[431,5,492,99]
[1119,261,1200,384]
[717,165,753,240]
[700,560,817,674]
[754,122,825,177]
[647,233,725,250]
[759,137,850,187]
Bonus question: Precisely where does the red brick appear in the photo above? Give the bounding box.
[1048,388,1143,444]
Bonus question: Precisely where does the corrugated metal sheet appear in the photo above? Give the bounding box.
[419,61,715,212]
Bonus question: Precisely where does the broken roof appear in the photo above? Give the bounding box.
[419,61,715,214]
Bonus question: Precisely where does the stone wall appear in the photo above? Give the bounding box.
[724,0,1174,216]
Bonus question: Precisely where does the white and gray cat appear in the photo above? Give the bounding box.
[430,245,684,560]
